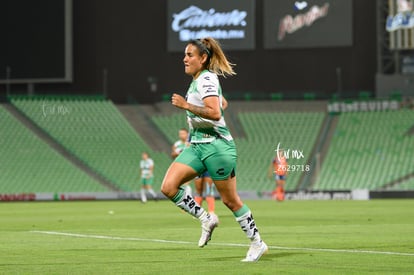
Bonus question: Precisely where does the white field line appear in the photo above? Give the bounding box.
[30,230,414,257]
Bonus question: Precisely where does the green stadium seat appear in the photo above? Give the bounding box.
[390,91,402,101]
[331,93,340,101]
[389,177,414,190]
[304,93,316,101]
[270,93,283,101]
[358,91,372,100]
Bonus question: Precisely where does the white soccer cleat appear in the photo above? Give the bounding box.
[241,240,268,262]
[198,213,219,247]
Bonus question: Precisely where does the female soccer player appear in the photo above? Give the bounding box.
[139,152,157,203]
[161,37,267,262]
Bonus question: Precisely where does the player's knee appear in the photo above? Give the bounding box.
[221,197,242,212]
[161,179,176,198]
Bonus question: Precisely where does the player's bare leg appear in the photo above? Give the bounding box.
[161,162,218,247]
[276,180,285,201]
[214,175,268,262]
[194,177,204,206]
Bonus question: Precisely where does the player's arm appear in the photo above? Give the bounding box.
[171,145,179,159]
[222,96,228,110]
[172,93,221,121]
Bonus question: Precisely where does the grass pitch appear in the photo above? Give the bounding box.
[0,199,413,274]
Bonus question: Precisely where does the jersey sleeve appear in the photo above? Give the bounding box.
[197,72,219,99]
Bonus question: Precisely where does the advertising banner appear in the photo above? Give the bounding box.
[386,0,414,31]
[327,100,400,113]
[243,190,369,200]
[386,0,414,49]
[0,191,370,202]
[167,0,255,51]
[263,0,353,49]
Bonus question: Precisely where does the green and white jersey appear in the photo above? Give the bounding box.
[140,158,154,178]
[186,70,233,143]
[173,140,188,155]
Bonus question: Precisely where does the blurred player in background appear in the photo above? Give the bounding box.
[269,149,288,201]
[139,152,157,203]
[194,172,216,214]
[161,37,267,262]
[171,128,192,195]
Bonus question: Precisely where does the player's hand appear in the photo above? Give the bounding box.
[171,93,189,110]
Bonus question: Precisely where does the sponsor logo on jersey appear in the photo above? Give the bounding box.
[216,168,225,176]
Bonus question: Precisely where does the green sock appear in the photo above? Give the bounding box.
[233,204,250,218]
[171,187,206,219]
[234,204,261,242]
[171,187,185,203]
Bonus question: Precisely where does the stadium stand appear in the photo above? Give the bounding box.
[314,110,414,190]
[389,177,414,190]
[237,112,325,191]
[0,105,107,192]
[8,95,411,194]
[9,96,171,192]
[152,113,188,145]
